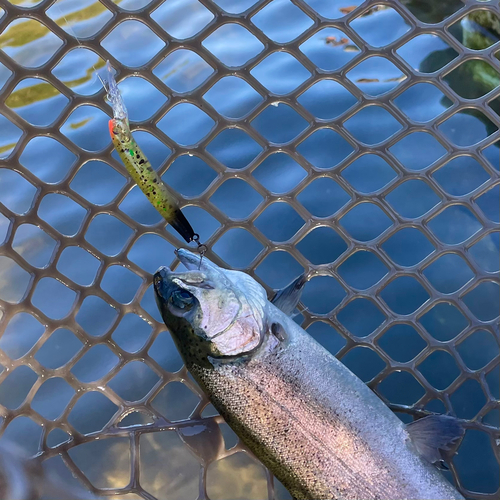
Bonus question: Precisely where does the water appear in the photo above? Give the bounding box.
[0,0,498,499]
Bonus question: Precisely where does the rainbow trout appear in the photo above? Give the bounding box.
[154,249,464,500]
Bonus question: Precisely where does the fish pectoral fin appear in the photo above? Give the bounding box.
[406,414,465,465]
[271,274,307,316]
[271,322,286,341]
[436,460,449,471]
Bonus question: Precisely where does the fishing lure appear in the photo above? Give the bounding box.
[105,61,196,244]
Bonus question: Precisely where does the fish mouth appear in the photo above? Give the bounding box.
[175,248,202,270]
[153,266,173,301]
[154,252,206,301]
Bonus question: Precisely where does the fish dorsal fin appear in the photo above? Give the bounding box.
[271,274,307,316]
[406,414,465,465]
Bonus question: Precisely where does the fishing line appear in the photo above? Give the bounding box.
[52,0,107,90]
[53,0,208,264]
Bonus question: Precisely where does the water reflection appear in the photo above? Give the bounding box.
[6,78,69,126]
[52,49,105,96]
[46,0,113,39]
[0,18,63,68]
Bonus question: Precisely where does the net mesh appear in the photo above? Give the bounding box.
[0,0,498,498]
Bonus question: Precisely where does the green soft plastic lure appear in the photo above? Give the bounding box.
[105,62,195,243]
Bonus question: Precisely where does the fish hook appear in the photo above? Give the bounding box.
[192,233,207,270]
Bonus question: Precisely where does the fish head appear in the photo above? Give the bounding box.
[154,249,268,364]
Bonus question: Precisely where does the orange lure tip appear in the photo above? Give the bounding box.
[108,119,115,138]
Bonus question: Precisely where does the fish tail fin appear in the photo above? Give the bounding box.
[406,414,465,466]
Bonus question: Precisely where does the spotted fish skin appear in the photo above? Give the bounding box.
[191,315,464,500]
[154,251,464,500]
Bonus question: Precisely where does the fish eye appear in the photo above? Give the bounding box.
[170,289,194,310]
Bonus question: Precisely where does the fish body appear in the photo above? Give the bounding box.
[154,250,464,500]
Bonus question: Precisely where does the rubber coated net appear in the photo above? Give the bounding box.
[0,0,498,499]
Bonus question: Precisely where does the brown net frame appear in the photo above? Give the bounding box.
[0,0,498,499]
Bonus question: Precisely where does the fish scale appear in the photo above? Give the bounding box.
[190,318,463,500]
[155,250,466,500]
